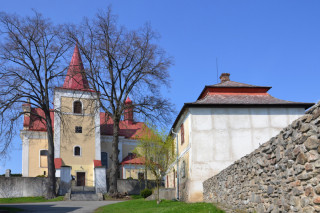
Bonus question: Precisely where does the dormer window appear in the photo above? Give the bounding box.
[73,101,82,114]
[74,146,81,156]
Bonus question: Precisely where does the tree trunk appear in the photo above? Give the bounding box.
[144,166,148,189]
[156,178,160,204]
[108,118,120,195]
[45,112,56,199]
[144,148,148,189]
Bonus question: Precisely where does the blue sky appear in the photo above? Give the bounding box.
[1,0,320,174]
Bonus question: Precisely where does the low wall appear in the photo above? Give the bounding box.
[203,103,320,212]
[117,179,162,195]
[146,188,176,201]
[0,177,48,198]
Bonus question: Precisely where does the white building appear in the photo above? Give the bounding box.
[166,73,313,202]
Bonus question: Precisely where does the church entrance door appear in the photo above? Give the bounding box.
[77,172,85,186]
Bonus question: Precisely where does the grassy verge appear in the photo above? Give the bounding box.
[0,196,64,204]
[95,199,225,213]
[0,206,23,212]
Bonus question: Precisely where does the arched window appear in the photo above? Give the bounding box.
[73,101,82,114]
[74,146,81,156]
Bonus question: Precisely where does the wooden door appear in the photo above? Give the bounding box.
[76,172,85,186]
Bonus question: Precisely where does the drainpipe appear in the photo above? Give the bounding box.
[171,129,179,200]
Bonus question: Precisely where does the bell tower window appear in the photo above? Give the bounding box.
[73,101,82,114]
[74,146,81,156]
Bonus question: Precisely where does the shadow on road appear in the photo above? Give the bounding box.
[0,204,81,212]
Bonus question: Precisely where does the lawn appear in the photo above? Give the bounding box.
[0,196,64,204]
[95,199,225,213]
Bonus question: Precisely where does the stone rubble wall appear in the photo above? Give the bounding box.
[203,103,320,213]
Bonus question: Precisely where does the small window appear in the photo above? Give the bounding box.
[75,126,82,133]
[73,101,82,114]
[74,146,81,156]
[40,150,48,168]
[101,152,108,168]
[180,123,184,145]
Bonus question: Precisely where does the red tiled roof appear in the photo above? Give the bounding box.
[23,110,146,139]
[93,160,102,167]
[193,94,312,105]
[171,76,315,133]
[24,108,54,132]
[54,158,62,169]
[121,154,145,165]
[100,112,145,139]
[208,80,270,88]
[62,44,90,90]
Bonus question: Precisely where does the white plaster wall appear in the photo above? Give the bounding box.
[188,107,305,201]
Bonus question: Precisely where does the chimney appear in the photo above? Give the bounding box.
[124,97,133,124]
[220,73,230,83]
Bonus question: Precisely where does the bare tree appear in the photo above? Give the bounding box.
[0,11,71,198]
[67,8,174,195]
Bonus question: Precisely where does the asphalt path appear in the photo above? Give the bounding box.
[0,200,121,213]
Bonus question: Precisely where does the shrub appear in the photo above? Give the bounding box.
[140,188,152,198]
[127,177,133,180]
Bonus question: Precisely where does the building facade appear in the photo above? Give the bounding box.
[166,73,314,202]
[20,45,150,186]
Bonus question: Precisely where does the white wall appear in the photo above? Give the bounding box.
[188,107,305,201]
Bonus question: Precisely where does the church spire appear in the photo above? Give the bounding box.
[63,44,89,90]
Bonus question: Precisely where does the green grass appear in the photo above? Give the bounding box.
[0,206,23,212]
[130,195,143,199]
[95,199,225,213]
[0,196,64,204]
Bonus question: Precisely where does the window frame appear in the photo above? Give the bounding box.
[101,152,108,168]
[74,146,82,157]
[39,149,48,168]
[75,126,82,133]
[180,123,185,145]
[73,100,83,114]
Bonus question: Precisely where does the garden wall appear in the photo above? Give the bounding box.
[203,102,320,212]
[117,179,162,195]
[0,177,49,198]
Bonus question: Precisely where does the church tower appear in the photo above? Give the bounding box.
[54,45,101,186]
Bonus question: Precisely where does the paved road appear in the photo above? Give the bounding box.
[0,200,121,213]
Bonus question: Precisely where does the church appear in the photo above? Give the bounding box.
[20,45,150,186]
